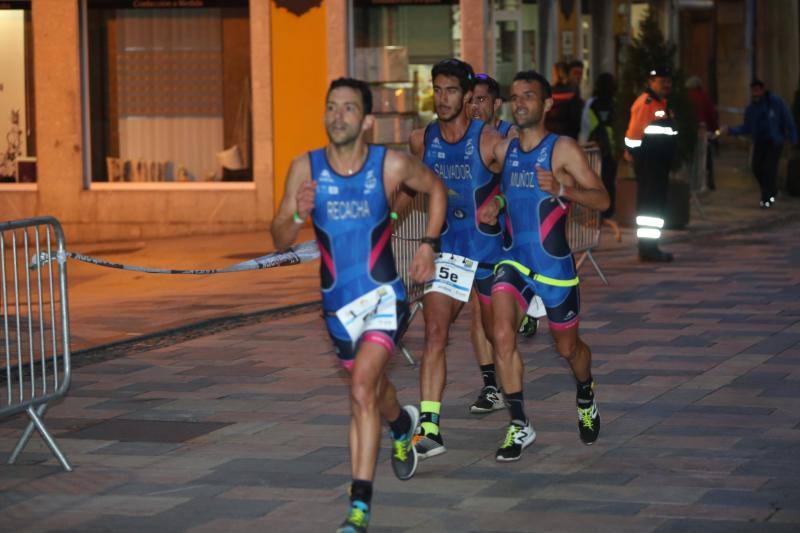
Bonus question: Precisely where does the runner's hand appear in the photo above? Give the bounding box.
[295,181,316,219]
[409,244,435,283]
[478,198,500,225]
[535,165,560,196]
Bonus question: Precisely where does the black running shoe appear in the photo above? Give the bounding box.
[518,315,538,337]
[495,420,536,462]
[469,385,505,414]
[413,430,446,459]
[391,405,419,480]
[577,395,600,445]
[337,500,369,533]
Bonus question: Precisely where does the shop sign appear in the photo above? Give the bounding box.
[87,0,248,8]
[0,1,31,9]
[354,0,458,5]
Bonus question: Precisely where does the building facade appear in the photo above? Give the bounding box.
[1,0,797,243]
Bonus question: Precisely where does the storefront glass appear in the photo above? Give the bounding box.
[352,0,460,144]
[84,0,251,184]
[0,1,35,184]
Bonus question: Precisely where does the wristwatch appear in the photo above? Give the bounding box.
[419,236,441,253]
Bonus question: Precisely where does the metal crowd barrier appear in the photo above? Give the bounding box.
[391,192,427,366]
[569,144,608,285]
[1,216,73,472]
[686,123,709,218]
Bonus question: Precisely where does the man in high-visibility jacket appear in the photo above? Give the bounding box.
[624,66,678,262]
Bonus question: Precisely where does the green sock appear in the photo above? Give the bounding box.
[420,400,441,436]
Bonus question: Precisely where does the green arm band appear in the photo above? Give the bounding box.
[494,195,506,210]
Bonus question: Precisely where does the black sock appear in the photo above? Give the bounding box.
[350,479,373,505]
[388,407,411,439]
[505,391,527,424]
[480,364,497,388]
[577,376,594,402]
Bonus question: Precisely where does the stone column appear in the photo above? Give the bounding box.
[461,0,488,73]
[250,0,274,220]
[756,0,800,105]
[327,0,349,80]
[31,0,83,223]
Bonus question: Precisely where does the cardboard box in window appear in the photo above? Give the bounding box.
[17,157,36,183]
[379,46,409,82]
[354,46,409,82]
[370,86,414,113]
[369,115,415,145]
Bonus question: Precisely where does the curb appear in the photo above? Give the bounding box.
[72,300,321,368]
[73,208,800,364]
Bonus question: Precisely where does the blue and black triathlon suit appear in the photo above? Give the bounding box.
[496,119,513,137]
[493,133,580,330]
[422,119,502,304]
[309,145,410,369]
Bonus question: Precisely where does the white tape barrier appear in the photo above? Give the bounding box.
[29,240,320,275]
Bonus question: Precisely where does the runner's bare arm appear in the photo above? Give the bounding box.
[385,148,447,283]
[390,128,427,217]
[477,137,512,225]
[271,155,315,251]
[480,126,506,173]
[542,137,610,212]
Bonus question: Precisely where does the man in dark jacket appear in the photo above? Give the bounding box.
[546,61,583,139]
[724,79,798,207]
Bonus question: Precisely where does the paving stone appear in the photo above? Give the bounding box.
[61,419,231,443]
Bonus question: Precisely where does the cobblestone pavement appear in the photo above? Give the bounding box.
[2,219,799,532]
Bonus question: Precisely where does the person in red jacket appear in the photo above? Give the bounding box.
[686,76,719,190]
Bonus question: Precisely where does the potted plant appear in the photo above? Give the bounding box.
[614,6,698,229]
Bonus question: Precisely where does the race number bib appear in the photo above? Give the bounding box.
[335,285,398,343]
[424,253,478,303]
[526,295,547,318]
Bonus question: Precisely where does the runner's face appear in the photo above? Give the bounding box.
[510,79,549,129]
[324,87,365,146]
[433,74,468,122]
[469,84,496,123]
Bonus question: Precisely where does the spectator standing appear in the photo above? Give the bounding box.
[723,79,798,207]
[686,76,719,190]
[579,72,618,218]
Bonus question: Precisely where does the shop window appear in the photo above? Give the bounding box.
[84,0,251,184]
[352,0,460,143]
[0,1,36,185]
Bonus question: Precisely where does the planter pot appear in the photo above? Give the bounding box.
[665,179,691,230]
[613,160,691,229]
[787,156,800,197]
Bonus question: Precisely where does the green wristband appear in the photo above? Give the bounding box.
[293,212,304,224]
[390,211,399,220]
[494,195,505,209]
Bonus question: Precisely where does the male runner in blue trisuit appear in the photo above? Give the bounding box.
[272,78,446,532]
[479,70,609,461]
[404,59,507,458]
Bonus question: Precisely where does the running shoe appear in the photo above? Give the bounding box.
[577,394,600,445]
[413,430,446,459]
[495,419,536,462]
[391,405,419,480]
[469,385,506,414]
[518,315,538,337]
[336,500,370,533]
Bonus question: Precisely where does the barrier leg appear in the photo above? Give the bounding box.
[575,251,589,271]
[585,250,609,286]
[691,191,707,219]
[7,404,72,472]
[7,403,45,465]
[398,301,423,367]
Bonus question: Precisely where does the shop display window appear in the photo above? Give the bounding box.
[352,0,460,146]
[83,0,251,185]
[0,1,36,186]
